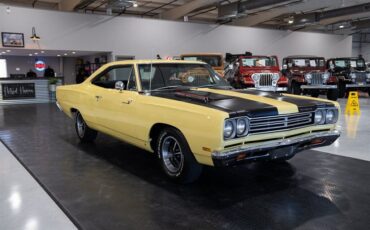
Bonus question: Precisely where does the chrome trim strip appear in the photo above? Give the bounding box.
[213,130,340,159]
[346,84,370,88]
[251,87,287,92]
[56,101,63,112]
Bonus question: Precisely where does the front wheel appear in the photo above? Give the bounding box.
[310,91,320,98]
[157,127,203,183]
[327,89,339,101]
[75,111,98,142]
[338,81,346,98]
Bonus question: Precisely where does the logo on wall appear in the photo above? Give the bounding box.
[35,60,46,72]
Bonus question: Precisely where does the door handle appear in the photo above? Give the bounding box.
[95,95,102,101]
[122,98,133,104]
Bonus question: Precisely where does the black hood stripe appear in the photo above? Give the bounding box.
[151,90,278,118]
[235,90,333,112]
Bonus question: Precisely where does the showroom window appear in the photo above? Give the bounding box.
[92,65,136,90]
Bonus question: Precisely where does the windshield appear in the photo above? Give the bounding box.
[181,56,222,67]
[241,57,277,67]
[288,58,325,67]
[138,63,229,91]
[333,59,365,68]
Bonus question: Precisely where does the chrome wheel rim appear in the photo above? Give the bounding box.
[76,113,85,138]
[161,136,184,174]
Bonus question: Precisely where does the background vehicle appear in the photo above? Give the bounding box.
[282,56,338,101]
[326,57,370,98]
[226,52,288,92]
[180,53,225,76]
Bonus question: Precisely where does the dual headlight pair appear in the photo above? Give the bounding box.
[224,117,249,140]
[305,72,330,82]
[314,108,338,125]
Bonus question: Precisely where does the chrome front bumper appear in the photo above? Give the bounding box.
[212,130,340,167]
[346,83,370,88]
[252,87,288,92]
[301,85,337,89]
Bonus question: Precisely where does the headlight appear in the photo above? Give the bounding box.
[314,110,325,124]
[322,72,330,81]
[350,73,356,79]
[236,118,249,136]
[272,73,280,81]
[305,73,312,81]
[224,120,235,139]
[252,74,260,82]
[325,109,338,124]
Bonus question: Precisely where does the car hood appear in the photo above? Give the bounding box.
[151,88,335,118]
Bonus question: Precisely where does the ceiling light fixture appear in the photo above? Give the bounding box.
[57,54,61,57]
[30,27,41,41]
[133,2,138,7]
[34,52,38,55]
[6,50,10,52]
[6,6,11,14]
[339,25,344,29]
[64,53,68,56]
[29,54,33,56]
[72,51,76,54]
[41,51,45,53]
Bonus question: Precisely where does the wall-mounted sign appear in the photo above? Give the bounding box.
[2,83,35,100]
[35,60,46,72]
[1,32,25,48]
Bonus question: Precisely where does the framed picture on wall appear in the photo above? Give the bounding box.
[1,32,25,48]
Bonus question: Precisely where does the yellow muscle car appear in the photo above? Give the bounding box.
[56,60,340,183]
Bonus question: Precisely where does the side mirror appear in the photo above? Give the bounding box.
[282,64,287,70]
[330,63,335,70]
[115,81,125,92]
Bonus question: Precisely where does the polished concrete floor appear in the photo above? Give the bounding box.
[0,96,369,230]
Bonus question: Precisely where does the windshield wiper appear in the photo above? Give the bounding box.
[151,85,190,91]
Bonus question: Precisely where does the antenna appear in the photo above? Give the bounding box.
[149,61,153,94]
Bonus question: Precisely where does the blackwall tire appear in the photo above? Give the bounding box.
[310,91,320,98]
[157,127,203,184]
[292,82,302,95]
[338,81,346,98]
[327,89,339,101]
[75,111,97,142]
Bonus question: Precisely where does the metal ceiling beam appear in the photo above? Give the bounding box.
[159,0,219,20]
[59,0,82,11]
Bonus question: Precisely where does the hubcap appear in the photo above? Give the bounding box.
[161,136,184,174]
[76,113,85,138]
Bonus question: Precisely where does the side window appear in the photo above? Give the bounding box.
[92,65,136,90]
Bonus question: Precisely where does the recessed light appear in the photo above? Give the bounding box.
[339,25,344,29]
[288,19,294,24]
[1,52,6,54]
[6,50,11,52]
[57,54,61,57]
[72,51,76,54]
[64,53,68,56]
[29,54,33,56]
[34,52,38,55]
[133,1,138,7]
[41,51,45,53]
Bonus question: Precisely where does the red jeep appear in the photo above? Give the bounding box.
[226,53,288,92]
[282,56,338,101]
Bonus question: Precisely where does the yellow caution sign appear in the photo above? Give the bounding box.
[345,91,360,115]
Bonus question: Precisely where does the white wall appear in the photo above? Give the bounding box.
[353,43,370,61]
[0,6,352,63]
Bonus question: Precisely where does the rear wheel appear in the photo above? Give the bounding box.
[327,89,339,101]
[291,82,302,95]
[75,111,97,142]
[157,127,203,183]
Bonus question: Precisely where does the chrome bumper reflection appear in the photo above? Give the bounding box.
[252,87,288,92]
[212,130,340,166]
[346,83,370,88]
[56,101,63,112]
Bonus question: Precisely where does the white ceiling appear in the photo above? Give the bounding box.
[0,48,109,57]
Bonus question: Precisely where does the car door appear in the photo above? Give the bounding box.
[90,64,141,141]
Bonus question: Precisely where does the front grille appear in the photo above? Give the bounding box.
[311,72,324,85]
[249,112,314,134]
[259,73,273,86]
[353,72,367,83]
